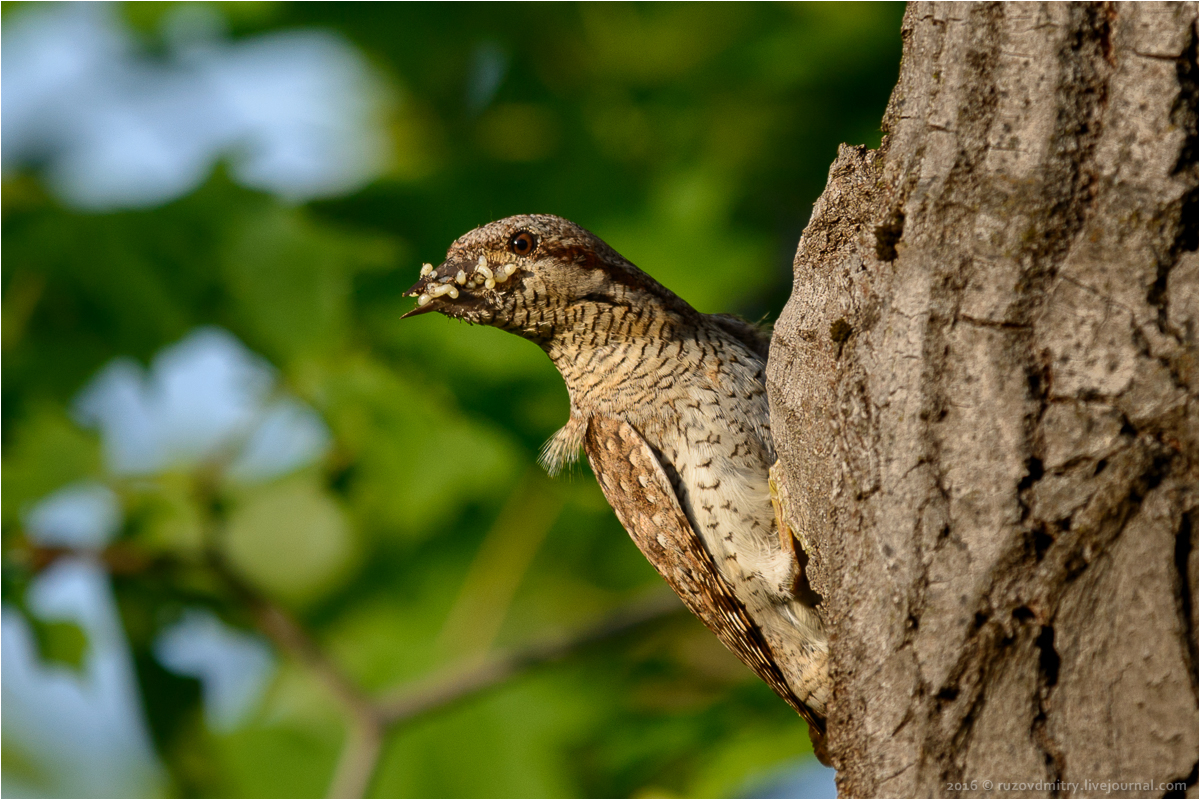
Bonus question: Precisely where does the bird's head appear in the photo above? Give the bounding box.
[403,214,695,343]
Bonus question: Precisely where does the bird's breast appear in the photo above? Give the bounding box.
[643,382,794,605]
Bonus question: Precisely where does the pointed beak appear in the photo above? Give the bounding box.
[400,304,438,320]
[401,261,454,319]
[400,286,440,319]
[401,255,516,323]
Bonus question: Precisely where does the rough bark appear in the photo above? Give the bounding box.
[767,3,1198,797]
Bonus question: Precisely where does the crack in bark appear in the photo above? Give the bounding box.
[1174,507,1199,691]
[1030,624,1067,795]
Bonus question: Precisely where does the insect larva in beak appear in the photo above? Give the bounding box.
[427,283,461,300]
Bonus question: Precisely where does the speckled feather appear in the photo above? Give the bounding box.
[585,415,822,730]
[405,214,830,728]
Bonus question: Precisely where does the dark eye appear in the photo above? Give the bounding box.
[508,231,537,256]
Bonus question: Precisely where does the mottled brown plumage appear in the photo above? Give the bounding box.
[404,214,830,732]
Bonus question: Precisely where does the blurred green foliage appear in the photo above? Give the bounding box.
[2,2,903,796]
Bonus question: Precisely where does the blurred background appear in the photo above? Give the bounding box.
[0,2,903,797]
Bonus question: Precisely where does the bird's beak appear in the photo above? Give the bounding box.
[401,260,456,319]
[402,254,519,321]
[400,296,439,320]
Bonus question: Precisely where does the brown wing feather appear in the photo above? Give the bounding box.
[584,415,822,731]
[707,313,771,360]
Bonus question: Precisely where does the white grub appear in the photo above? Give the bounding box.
[419,263,434,277]
[475,260,494,281]
[455,270,467,285]
[417,293,431,306]
[485,278,496,290]
[428,283,461,300]
[502,263,519,278]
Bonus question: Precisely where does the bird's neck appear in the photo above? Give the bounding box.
[538,300,702,416]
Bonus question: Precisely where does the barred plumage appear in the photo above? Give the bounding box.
[405,214,830,733]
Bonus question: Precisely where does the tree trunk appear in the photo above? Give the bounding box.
[767,3,1198,797]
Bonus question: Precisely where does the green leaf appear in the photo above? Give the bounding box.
[223,475,360,607]
[316,354,521,542]
[30,618,90,672]
[1,405,101,527]
[220,206,400,363]
[211,723,341,799]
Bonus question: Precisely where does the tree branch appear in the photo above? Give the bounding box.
[378,590,684,725]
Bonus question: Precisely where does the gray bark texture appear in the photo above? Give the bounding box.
[767,3,1199,797]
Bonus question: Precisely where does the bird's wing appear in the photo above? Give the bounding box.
[584,414,822,731]
[707,313,771,361]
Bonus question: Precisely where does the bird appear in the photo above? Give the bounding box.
[403,213,830,738]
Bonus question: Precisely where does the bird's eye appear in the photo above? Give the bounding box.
[508,231,537,256]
